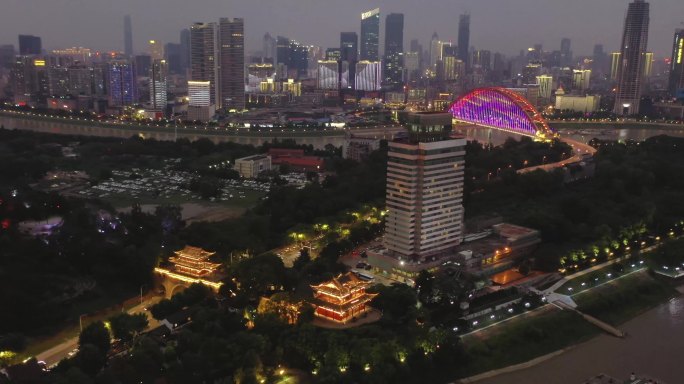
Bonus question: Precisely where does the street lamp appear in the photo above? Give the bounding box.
[79,314,87,333]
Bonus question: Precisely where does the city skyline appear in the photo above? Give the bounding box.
[2,0,683,58]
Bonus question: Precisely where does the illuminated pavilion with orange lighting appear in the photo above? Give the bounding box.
[310,272,377,323]
[155,246,223,293]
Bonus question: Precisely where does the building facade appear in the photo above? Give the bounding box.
[613,0,649,115]
[218,18,245,111]
[234,154,272,178]
[383,13,404,89]
[310,272,377,323]
[384,112,465,260]
[668,29,684,98]
[360,8,380,62]
[458,14,470,71]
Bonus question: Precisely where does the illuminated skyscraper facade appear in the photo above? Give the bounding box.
[149,59,168,111]
[669,29,684,97]
[218,17,245,110]
[383,13,404,89]
[108,60,137,107]
[360,8,380,61]
[190,22,218,105]
[613,0,649,115]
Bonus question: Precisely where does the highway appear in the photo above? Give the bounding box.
[518,135,597,174]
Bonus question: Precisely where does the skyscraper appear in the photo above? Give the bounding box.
[458,14,470,71]
[613,0,649,115]
[149,59,168,112]
[560,38,572,67]
[148,40,164,61]
[383,13,404,89]
[18,35,41,55]
[610,52,621,81]
[190,22,218,106]
[384,112,465,261]
[668,29,684,97]
[340,32,358,62]
[108,60,137,107]
[218,18,245,111]
[180,29,190,73]
[124,15,133,56]
[263,33,276,62]
[360,8,380,61]
[429,32,440,70]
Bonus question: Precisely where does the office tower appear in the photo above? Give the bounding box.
[383,13,404,89]
[613,0,649,115]
[522,63,541,84]
[355,61,382,91]
[263,33,276,62]
[51,47,92,65]
[68,64,93,96]
[458,13,470,70]
[325,48,341,61]
[442,56,464,81]
[340,32,358,63]
[593,44,607,75]
[472,50,491,71]
[188,81,211,106]
[218,18,245,110]
[149,59,168,111]
[572,69,591,91]
[276,35,290,71]
[669,29,684,97]
[536,74,553,100]
[610,52,621,80]
[165,42,182,74]
[47,67,69,96]
[124,15,133,56]
[384,112,465,260]
[0,45,15,69]
[429,32,440,70]
[360,8,380,61]
[108,60,137,106]
[288,40,308,78]
[18,35,41,55]
[404,51,420,82]
[134,55,151,77]
[180,28,190,73]
[148,40,164,61]
[642,52,653,78]
[317,60,346,89]
[560,38,572,67]
[190,22,218,105]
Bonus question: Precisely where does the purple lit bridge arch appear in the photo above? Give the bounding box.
[448,87,557,141]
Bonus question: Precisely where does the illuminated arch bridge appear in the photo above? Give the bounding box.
[448,87,557,140]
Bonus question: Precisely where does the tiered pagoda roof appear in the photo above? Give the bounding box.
[168,245,221,277]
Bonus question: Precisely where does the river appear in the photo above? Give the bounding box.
[475,294,684,384]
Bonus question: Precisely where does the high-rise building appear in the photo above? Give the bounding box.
[325,48,341,61]
[472,50,491,71]
[263,33,276,62]
[355,61,382,91]
[383,13,404,89]
[148,40,164,61]
[610,52,621,81]
[613,0,649,115]
[108,60,137,107]
[18,35,41,55]
[560,38,572,67]
[190,22,218,106]
[180,29,190,73]
[384,112,465,261]
[218,18,245,111]
[458,13,470,70]
[404,51,420,82]
[134,55,151,77]
[360,8,380,61]
[668,29,684,97]
[149,59,168,111]
[522,63,541,85]
[642,52,653,78]
[572,69,591,91]
[165,42,183,74]
[124,15,133,56]
[0,45,14,69]
[68,64,93,96]
[429,32,440,70]
[592,44,607,75]
[340,32,358,62]
[317,60,348,89]
[536,74,553,100]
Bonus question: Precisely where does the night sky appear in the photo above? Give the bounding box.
[2,0,683,57]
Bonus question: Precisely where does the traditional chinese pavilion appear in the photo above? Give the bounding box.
[310,272,377,323]
[168,246,221,277]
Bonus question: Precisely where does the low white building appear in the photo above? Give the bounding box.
[234,154,271,178]
[555,94,601,113]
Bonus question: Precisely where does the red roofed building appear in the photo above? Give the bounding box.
[268,148,324,172]
[310,272,377,323]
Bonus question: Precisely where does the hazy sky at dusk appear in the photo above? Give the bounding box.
[1,0,683,58]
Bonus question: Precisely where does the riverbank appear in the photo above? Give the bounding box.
[457,271,680,383]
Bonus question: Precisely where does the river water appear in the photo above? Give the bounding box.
[476,295,684,384]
